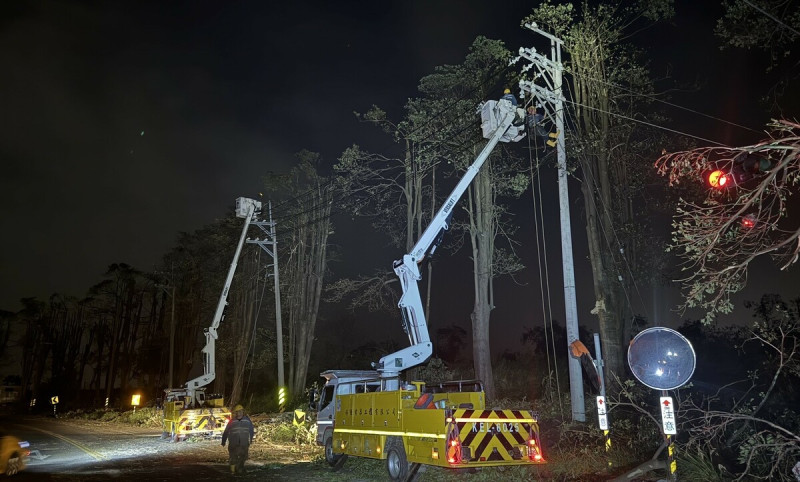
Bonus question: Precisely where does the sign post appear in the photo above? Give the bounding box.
[660,394,677,478]
[50,395,59,418]
[593,333,611,457]
[131,394,141,413]
[628,327,696,482]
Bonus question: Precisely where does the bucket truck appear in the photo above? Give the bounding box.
[311,99,544,480]
[162,197,261,441]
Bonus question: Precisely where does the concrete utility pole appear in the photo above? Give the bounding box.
[516,22,586,422]
[248,202,285,400]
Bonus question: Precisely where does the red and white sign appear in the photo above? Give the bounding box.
[660,396,677,435]
[596,396,608,430]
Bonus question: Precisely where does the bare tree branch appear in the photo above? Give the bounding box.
[655,120,800,322]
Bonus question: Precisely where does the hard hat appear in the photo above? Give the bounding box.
[233,404,244,412]
[504,88,511,94]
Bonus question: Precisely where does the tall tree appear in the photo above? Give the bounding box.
[18,298,48,407]
[330,100,442,340]
[716,0,800,105]
[224,247,263,406]
[44,294,87,402]
[415,36,528,399]
[88,263,151,405]
[0,310,11,363]
[265,151,334,398]
[523,0,674,377]
[160,217,241,395]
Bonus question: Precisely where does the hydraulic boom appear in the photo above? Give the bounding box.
[185,196,262,403]
[375,99,524,389]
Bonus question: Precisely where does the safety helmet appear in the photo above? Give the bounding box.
[233,404,244,412]
[503,88,511,94]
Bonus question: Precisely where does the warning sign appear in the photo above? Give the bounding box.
[660,396,677,435]
[596,396,608,430]
[293,409,306,426]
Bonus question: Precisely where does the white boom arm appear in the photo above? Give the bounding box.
[376,99,523,389]
[185,197,262,402]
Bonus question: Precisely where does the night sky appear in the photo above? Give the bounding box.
[2,1,799,344]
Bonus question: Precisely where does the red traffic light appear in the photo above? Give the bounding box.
[741,214,756,229]
[707,169,729,189]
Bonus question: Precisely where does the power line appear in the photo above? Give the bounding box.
[524,133,563,411]
[562,95,732,147]
[743,0,800,38]
[568,68,762,135]
[559,79,655,323]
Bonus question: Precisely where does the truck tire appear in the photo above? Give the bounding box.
[324,435,346,469]
[5,452,21,476]
[385,436,409,481]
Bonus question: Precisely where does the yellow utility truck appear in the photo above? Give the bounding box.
[162,197,261,441]
[312,99,545,480]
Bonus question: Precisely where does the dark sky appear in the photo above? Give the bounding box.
[2,1,798,347]
[0,0,537,311]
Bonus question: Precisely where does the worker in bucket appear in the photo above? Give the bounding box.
[501,87,518,106]
[221,404,255,475]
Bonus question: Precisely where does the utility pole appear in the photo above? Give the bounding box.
[516,22,586,422]
[249,201,286,409]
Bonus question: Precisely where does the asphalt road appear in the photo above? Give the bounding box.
[0,413,376,481]
[1,415,255,480]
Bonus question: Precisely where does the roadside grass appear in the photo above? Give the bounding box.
[60,407,162,427]
[54,387,670,480]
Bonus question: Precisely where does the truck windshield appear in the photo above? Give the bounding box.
[320,385,335,411]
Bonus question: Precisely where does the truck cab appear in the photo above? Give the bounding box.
[312,370,383,464]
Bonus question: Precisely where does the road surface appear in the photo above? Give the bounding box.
[2,413,533,480]
[1,414,337,481]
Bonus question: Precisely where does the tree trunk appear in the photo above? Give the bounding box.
[228,251,259,406]
[289,195,331,398]
[468,166,496,399]
[571,40,632,380]
[581,171,626,378]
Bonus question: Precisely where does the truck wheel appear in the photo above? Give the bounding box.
[324,435,346,469]
[385,437,409,481]
[5,452,21,476]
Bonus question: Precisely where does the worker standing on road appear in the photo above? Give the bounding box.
[221,404,254,475]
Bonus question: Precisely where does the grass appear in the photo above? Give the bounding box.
[53,389,672,481]
[60,407,162,427]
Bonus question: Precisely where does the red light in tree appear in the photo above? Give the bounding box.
[741,214,756,229]
[707,169,728,189]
